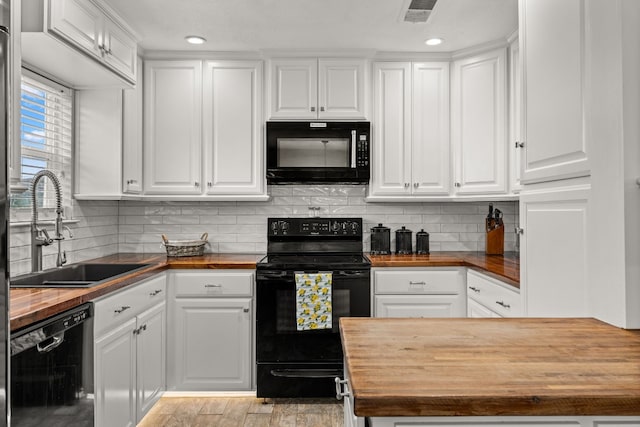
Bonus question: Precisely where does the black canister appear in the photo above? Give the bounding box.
[416,229,430,255]
[370,224,391,255]
[395,226,412,254]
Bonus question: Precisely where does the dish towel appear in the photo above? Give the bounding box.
[295,272,332,331]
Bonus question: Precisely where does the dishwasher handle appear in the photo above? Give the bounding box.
[36,332,65,353]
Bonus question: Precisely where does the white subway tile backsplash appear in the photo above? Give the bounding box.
[8,185,519,277]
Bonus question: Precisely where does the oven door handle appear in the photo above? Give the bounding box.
[270,368,344,379]
[36,332,65,354]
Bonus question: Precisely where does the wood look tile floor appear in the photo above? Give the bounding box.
[137,397,344,427]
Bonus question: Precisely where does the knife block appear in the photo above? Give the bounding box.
[485,223,504,255]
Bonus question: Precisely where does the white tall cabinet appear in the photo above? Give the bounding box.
[369,61,450,197]
[451,48,508,195]
[144,60,203,194]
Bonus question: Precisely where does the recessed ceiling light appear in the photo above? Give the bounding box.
[185,35,206,45]
[425,38,443,46]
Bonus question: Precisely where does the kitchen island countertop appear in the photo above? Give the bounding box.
[340,317,640,417]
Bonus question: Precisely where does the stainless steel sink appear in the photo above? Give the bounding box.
[10,263,152,288]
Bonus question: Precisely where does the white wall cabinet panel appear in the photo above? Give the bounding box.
[144,60,202,194]
[412,62,450,195]
[101,15,137,80]
[203,61,264,195]
[75,89,123,199]
[370,62,412,196]
[122,56,143,194]
[269,59,318,119]
[49,0,103,59]
[318,59,366,119]
[452,48,508,195]
[268,58,366,119]
[520,0,589,183]
[520,182,590,317]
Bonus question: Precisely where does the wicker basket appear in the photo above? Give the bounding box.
[161,233,209,257]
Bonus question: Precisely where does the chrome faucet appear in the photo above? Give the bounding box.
[30,170,71,272]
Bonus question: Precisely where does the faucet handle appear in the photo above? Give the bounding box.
[37,227,54,245]
[63,226,73,239]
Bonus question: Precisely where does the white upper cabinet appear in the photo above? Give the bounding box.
[370,61,451,198]
[412,62,451,196]
[268,58,366,120]
[519,0,589,183]
[122,56,143,194]
[370,62,411,196]
[203,60,264,196]
[22,0,138,86]
[451,48,508,195]
[509,36,523,193]
[144,60,203,194]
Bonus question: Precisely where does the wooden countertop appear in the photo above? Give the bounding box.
[10,251,516,331]
[9,253,263,331]
[367,251,520,288]
[340,317,640,417]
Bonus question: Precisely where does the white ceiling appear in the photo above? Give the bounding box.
[102,0,518,53]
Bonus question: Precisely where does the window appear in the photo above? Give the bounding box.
[11,70,73,215]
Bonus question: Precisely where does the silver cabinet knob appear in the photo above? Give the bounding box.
[310,106,316,112]
[320,106,325,112]
[195,181,200,188]
[515,141,525,148]
[404,183,409,188]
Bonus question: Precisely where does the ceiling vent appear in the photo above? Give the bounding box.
[403,0,438,23]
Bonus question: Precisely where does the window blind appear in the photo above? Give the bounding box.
[11,71,73,212]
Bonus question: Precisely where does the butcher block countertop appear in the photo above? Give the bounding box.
[367,251,520,288]
[340,317,640,417]
[10,253,263,331]
[10,251,516,331]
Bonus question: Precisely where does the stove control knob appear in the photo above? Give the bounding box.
[331,221,341,232]
[271,222,280,233]
[281,221,290,232]
[350,222,359,232]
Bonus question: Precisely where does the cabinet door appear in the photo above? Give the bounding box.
[122,56,143,194]
[467,298,500,318]
[101,15,137,83]
[318,59,366,119]
[203,61,264,195]
[509,37,523,193]
[370,62,412,196]
[452,48,507,195]
[520,0,589,183]
[95,318,137,427]
[48,0,102,59]
[520,182,589,317]
[412,62,450,195]
[136,302,166,422]
[171,298,252,390]
[144,60,202,194]
[269,59,317,119]
[374,295,465,318]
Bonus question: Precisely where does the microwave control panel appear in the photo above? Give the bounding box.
[356,134,369,167]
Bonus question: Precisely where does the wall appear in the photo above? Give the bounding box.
[10,200,119,276]
[8,186,519,277]
[118,185,519,254]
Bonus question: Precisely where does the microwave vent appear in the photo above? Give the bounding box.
[402,0,437,23]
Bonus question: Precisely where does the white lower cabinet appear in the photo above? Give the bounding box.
[167,270,254,391]
[466,270,522,317]
[93,273,167,427]
[373,268,466,318]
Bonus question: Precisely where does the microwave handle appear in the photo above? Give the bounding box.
[351,130,356,168]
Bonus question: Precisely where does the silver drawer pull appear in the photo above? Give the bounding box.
[409,281,426,286]
[496,300,511,309]
[149,289,163,296]
[114,306,131,314]
[469,286,480,293]
[204,284,222,288]
[334,377,350,400]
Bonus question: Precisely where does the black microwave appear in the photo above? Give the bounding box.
[266,121,370,184]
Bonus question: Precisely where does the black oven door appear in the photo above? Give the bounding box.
[256,268,370,363]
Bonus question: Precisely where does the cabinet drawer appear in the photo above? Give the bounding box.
[375,294,466,318]
[93,273,166,336]
[171,270,254,297]
[467,270,521,317]
[374,268,465,294]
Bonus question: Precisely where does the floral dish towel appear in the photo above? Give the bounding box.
[295,272,332,331]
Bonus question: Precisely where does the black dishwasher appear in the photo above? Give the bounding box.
[10,303,94,426]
